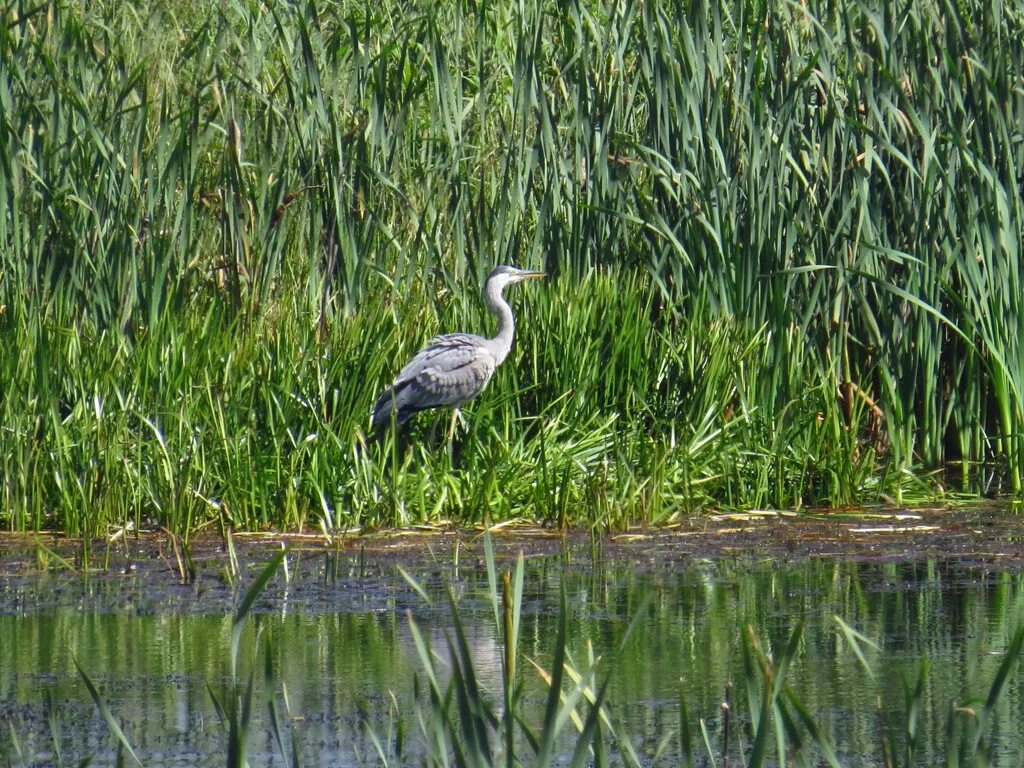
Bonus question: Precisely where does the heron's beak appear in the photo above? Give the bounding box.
[519,270,546,281]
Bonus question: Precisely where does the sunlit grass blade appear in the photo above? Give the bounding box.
[71,655,143,767]
[232,548,287,676]
[444,583,495,765]
[833,615,880,679]
[568,676,615,768]
[972,623,1024,756]
[534,585,570,764]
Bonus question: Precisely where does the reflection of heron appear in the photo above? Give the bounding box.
[371,266,546,437]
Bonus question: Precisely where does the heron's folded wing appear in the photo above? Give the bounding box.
[397,339,498,409]
[391,334,482,384]
[371,335,502,430]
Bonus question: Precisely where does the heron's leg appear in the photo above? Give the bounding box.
[445,407,462,461]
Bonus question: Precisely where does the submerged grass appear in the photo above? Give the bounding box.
[1,0,1023,534]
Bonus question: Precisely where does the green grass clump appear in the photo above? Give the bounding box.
[1,0,1023,534]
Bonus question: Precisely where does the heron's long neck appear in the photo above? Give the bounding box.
[485,280,515,365]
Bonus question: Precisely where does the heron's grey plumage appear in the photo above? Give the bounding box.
[371,265,545,433]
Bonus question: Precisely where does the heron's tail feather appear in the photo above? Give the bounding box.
[370,382,419,438]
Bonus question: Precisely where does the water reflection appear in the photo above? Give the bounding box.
[1,549,1023,766]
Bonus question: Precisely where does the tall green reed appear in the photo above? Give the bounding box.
[2,0,1023,536]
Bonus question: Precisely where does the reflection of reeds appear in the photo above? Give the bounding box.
[66,545,1024,766]
[2,0,1023,536]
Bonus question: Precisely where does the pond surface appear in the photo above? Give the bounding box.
[2,506,1024,766]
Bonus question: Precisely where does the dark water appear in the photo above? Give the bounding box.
[1,525,1024,766]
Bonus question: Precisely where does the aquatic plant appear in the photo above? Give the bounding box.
[57,544,1024,766]
[394,535,651,766]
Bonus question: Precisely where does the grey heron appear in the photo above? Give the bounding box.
[371,265,546,437]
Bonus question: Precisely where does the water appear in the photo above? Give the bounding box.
[1,521,1024,766]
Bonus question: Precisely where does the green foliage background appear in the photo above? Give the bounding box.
[1,0,1022,534]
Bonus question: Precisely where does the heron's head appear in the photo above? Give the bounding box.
[487,265,547,290]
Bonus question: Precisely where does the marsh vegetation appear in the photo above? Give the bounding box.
[2,0,1023,536]
[4,4,1024,763]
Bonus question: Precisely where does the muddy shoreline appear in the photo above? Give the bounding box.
[2,504,1022,585]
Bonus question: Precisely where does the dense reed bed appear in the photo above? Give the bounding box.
[1,0,1022,534]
